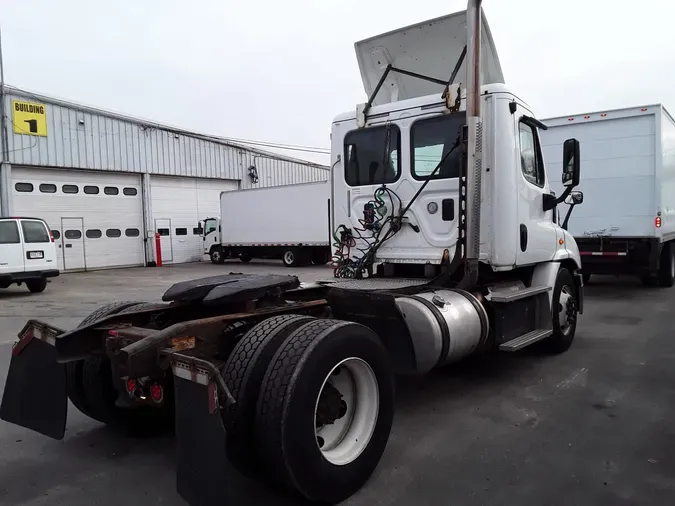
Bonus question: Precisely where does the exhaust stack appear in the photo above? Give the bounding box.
[463,0,484,285]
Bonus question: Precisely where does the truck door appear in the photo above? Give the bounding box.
[203,218,219,253]
[515,115,559,266]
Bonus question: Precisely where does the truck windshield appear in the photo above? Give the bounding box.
[344,124,400,186]
[204,219,217,235]
[411,111,466,180]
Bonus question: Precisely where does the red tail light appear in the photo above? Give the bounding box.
[49,231,54,242]
[126,378,137,394]
[655,216,662,228]
[150,384,164,403]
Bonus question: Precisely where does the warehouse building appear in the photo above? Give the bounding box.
[0,85,329,271]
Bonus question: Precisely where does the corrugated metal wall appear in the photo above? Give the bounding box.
[2,88,328,189]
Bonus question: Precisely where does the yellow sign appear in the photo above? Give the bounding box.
[12,100,48,137]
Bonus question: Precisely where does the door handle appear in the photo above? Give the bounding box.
[65,244,73,248]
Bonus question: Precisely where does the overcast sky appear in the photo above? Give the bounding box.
[2,0,674,165]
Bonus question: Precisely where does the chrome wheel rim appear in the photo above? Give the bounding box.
[314,358,379,466]
[283,251,294,265]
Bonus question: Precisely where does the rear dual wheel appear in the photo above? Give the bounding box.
[223,316,394,504]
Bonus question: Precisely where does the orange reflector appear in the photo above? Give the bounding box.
[559,238,564,245]
[655,216,662,228]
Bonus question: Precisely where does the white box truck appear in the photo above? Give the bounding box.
[543,104,675,286]
[202,181,332,267]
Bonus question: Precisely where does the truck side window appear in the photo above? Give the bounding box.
[344,125,400,186]
[518,121,545,187]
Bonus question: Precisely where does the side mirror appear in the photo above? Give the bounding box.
[564,190,583,206]
[562,138,580,187]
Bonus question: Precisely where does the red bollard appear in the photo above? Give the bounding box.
[155,232,162,267]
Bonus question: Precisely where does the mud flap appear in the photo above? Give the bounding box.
[174,374,234,505]
[0,337,67,440]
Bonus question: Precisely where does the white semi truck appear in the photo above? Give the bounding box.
[543,105,675,286]
[202,181,331,267]
[1,3,585,505]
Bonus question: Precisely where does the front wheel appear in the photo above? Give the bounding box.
[542,267,578,354]
[210,247,225,264]
[255,319,395,504]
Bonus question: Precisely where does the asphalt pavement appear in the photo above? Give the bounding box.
[0,262,674,505]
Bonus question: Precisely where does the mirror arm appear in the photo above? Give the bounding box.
[561,204,575,231]
[555,185,573,205]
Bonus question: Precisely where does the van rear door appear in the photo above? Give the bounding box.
[0,219,25,276]
[19,219,55,273]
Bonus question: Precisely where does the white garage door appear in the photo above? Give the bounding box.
[151,176,239,263]
[11,167,145,272]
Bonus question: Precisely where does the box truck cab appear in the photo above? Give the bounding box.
[0,217,59,292]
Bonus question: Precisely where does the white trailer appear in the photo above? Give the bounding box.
[203,181,331,267]
[543,105,675,286]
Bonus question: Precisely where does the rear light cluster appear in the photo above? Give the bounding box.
[125,377,164,404]
[655,216,662,228]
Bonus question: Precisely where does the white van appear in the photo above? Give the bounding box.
[0,217,59,293]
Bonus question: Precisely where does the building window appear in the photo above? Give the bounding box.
[84,185,99,195]
[104,186,119,195]
[21,220,50,243]
[175,228,188,236]
[123,187,138,196]
[39,183,57,194]
[518,121,545,187]
[0,221,20,244]
[15,182,33,193]
[157,228,170,236]
[62,184,79,194]
[65,229,82,240]
[86,229,102,239]
[106,229,122,238]
[51,230,61,240]
[125,228,140,237]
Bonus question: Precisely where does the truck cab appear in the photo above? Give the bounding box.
[202,216,221,258]
[330,10,582,281]
[331,84,580,273]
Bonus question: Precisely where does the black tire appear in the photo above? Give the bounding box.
[26,278,47,293]
[282,248,299,267]
[641,274,658,287]
[658,242,675,287]
[311,248,331,266]
[582,273,591,285]
[221,314,316,477]
[210,247,225,264]
[239,251,253,263]
[542,268,578,354]
[67,301,143,421]
[255,319,395,504]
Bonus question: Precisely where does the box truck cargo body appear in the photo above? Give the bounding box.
[543,104,675,285]
[202,181,331,267]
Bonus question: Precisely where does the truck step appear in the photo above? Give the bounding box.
[489,285,551,303]
[499,328,553,351]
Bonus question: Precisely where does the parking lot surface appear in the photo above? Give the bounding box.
[1,262,674,505]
